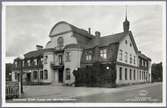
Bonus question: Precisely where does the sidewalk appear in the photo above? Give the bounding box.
[21,82,162,99]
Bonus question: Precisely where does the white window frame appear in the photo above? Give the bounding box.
[125,52,128,63]
[100,48,107,59]
[119,49,123,61]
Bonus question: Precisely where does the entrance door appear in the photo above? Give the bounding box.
[27,73,31,82]
[58,69,63,83]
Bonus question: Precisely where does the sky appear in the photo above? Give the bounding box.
[5,4,163,63]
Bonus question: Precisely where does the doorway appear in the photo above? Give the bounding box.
[58,68,63,83]
[26,73,31,82]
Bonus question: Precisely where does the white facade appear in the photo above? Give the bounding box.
[116,33,151,85]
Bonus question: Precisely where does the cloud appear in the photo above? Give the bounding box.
[5,5,163,63]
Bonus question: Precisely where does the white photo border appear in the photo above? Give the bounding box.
[1,1,166,107]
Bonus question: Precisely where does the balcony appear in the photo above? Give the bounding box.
[50,62,64,70]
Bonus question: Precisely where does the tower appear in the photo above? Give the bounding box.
[123,7,130,33]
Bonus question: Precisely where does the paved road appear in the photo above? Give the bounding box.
[7,82,162,103]
[76,83,162,103]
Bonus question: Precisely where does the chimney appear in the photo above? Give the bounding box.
[95,31,101,38]
[36,45,43,50]
[88,28,91,34]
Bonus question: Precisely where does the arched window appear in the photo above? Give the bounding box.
[57,37,64,48]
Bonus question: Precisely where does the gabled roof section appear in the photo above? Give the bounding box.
[127,31,138,53]
[49,21,94,39]
[85,31,128,49]
[138,52,151,61]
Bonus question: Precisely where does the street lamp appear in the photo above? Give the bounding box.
[18,55,25,94]
[106,66,109,70]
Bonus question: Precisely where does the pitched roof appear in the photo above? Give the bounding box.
[24,48,55,59]
[49,21,94,39]
[138,52,151,61]
[85,32,128,48]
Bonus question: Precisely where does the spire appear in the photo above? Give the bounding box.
[125,6,127,20]
[123,6,130,33]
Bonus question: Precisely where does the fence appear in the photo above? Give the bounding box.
[6,81,19,99]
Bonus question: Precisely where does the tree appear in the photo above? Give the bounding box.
[151,62,162,82]
[6,63,13,81]
[73,62,116,87]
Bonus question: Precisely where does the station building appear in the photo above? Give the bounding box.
[12,15,151,86]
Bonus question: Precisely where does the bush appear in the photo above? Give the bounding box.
[73,62,116,88]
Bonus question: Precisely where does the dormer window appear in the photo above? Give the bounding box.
[57,37,64,48]
[86,54,92,61]
[86,50,92,61]
[100,48,107,59]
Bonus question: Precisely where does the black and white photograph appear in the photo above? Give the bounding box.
[2,1,166,107]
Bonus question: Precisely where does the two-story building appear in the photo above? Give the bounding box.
[11,15,151,86]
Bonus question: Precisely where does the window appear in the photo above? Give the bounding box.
[15,72,18,80]
[130,43,132,47]
[34,59,37,65]
[41,58,43,64]
[100,48,107,59]
[65,52,71,62]
[58,55,63,65]
[130,54,132,64]
[86,54,92,61]
[140,71,142,80]
[142,60,144,66]
[22,61,24,67]
[27,60,30,66]
[134,70,136,80]
[44,70,48,80]
[40,71,43,80]
[119,67,122,80]
[66,68,70,80]
[125,68,127,80]
[124,52,128,63]
[15,61,18,67]
[119,49,123,61]
[44,56,48,64]
[57,37,64,48]
[134,56,136,64]
[129,69,132,80]
[33,71,38,80]
[125,40,128,44]
[145,61,147,67]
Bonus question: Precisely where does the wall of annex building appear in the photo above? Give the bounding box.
[12,69,45,83]
[116,65,150,85]
[117,34,138,67]
[63,48,83,84]
[43,52,55,83]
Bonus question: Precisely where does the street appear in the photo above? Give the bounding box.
[7,82,162,103]
[76,82,162,103]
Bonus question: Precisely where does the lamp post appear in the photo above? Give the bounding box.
[18,55,25,94]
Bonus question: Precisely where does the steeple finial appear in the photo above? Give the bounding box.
[125,5,127,20]
[123,6,130,32]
